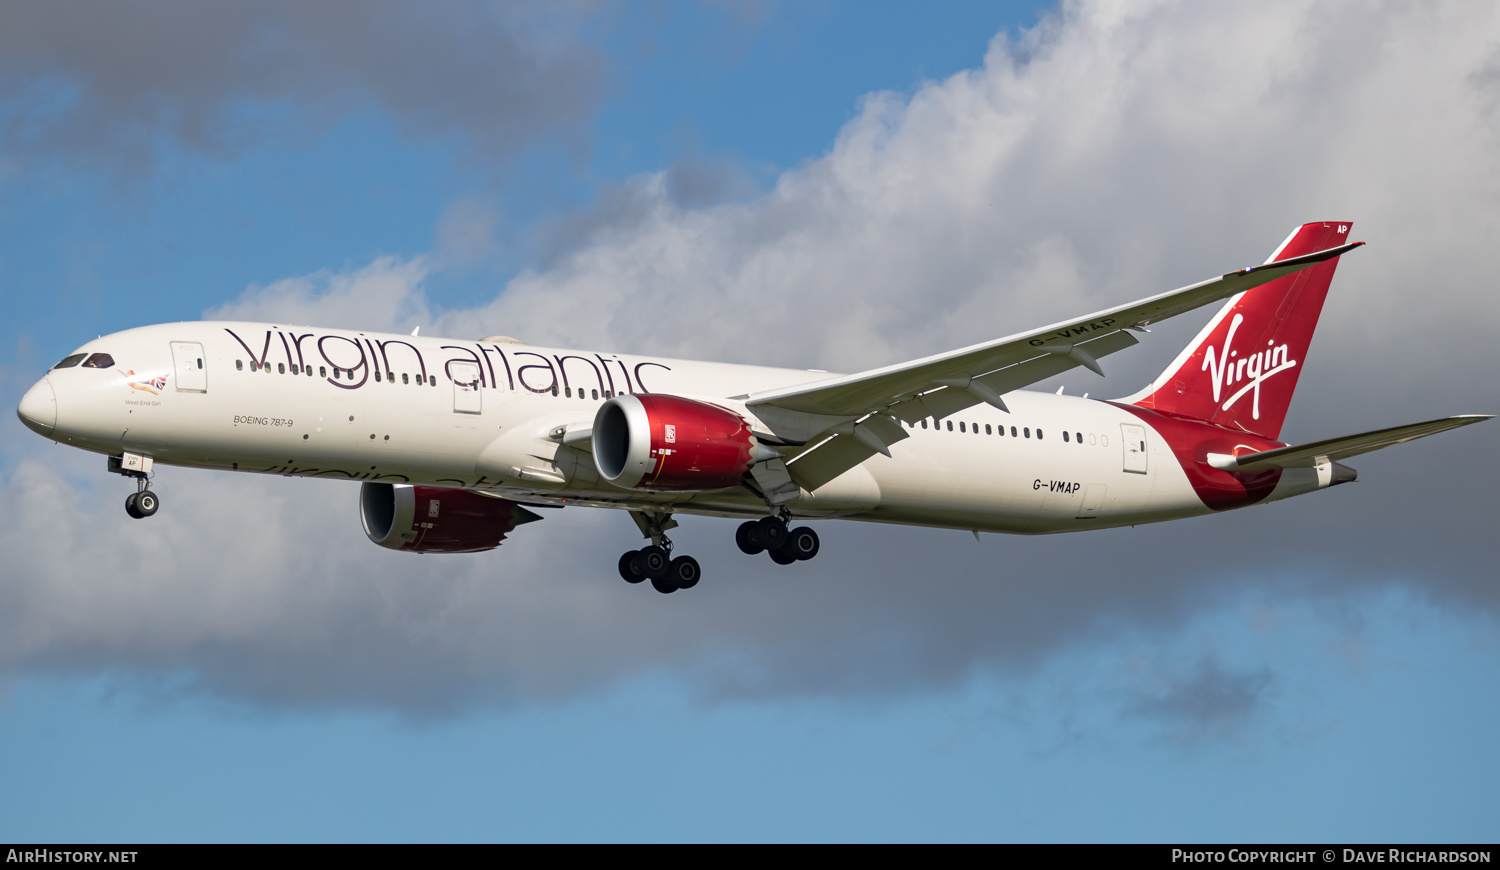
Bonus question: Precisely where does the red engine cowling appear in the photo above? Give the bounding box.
[593,394,762,491]
[360,482,543,553]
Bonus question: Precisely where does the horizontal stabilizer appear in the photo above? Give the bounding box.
[1207,415,1492,472]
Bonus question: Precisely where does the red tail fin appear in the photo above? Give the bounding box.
[1125,221,1354,440]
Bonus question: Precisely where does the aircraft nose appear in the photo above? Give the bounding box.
[17,377,57,436]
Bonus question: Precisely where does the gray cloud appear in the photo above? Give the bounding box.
[1129,654,1274,745]
[4,0,1499,718]
[0,1,607,174]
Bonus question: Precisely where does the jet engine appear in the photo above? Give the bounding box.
[360,482,543,553]
[593,394,769,491]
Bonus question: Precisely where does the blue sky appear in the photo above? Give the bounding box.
[2,1,1497,842]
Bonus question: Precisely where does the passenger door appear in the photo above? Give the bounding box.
[451,362,482,414]
[170,342,207,392]
[1121,423,1147,474]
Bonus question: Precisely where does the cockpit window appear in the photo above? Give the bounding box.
[81,353,115,369]
[52,353,87,369]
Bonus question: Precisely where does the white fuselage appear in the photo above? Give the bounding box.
[22,322,1329,534]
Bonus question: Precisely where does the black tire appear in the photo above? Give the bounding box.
[668,555,701,589]
[135,490,159,517]
[618,551,646,584]
[124,492,143,519]
[735,521,763,555]
[650,574,678,594]
[769,546,798,566]
[756,516,788,550]
[638,545,670,580]
[786,526,820,561]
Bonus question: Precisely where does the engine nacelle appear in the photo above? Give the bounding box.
[593,394,765,491]
[360,482,542,553]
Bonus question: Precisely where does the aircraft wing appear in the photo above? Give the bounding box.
[762,240,1362,492]
[1208,415,1492,472]
[747,242,1363,419]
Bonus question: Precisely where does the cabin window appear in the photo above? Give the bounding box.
[429,375,436,386]
[945,421,952,431]
[402,373,409,384]
[236,360,243,371]
[971,422,977,434]
[319,367,327,378]
[52,353,87,369]
[1076,432,1082,443]
[306,366,312,377]
[920,419,927,429]
[387,372,394,384]
[1010,426,1017,437]
[551,386,559,397]
[565,387,572,398]
[264,363,272,374]
[959,422,965,433]
[81,353,115,369]
[197,358,204,369]
[592,389,599,400]
[985,424,991,434]
[1024,428,1030,438]
[1063,431,1069,442]
[277,363,285,374]
[1037,429,1044,439]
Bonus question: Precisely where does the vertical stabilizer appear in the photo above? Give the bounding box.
[1124,221,1354,440]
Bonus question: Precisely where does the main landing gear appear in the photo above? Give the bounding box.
[109,454,160,520]
[618,511,701,595]
[735,515,819,566]
[616,511,820,594]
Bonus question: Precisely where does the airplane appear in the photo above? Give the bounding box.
[14,221,1490,594]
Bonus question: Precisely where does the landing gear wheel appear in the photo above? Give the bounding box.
[753,516,787,551]
[135,489,159,517]
[785,526,819,561]
[618,551,647,584]
[736,521,764,555]
[769,547,798,566]
[650,574,679,594]
[638,545,670,580]
[125,492,143,519]
[668,555,701,589]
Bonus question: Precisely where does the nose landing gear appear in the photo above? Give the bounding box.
[124,489,159,519]
[110,453,159,520]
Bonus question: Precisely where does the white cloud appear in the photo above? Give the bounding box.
[205,256,432,335]
[5,0,1499,713]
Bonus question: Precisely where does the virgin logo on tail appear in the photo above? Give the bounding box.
[1201,313,1297,421]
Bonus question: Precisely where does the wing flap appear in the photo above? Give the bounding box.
[786,413,909,491]
[1209,415,1492,472]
